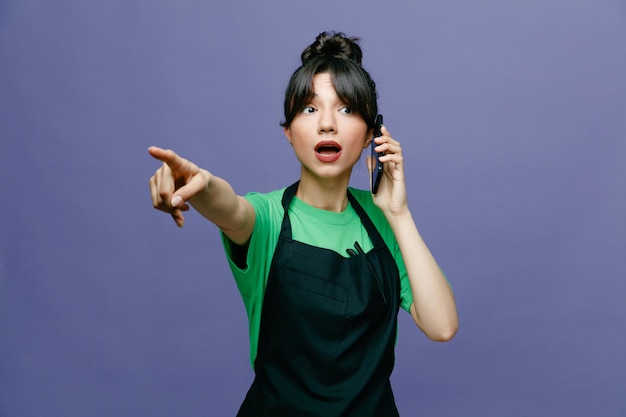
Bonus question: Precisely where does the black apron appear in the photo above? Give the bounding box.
[237,182,401,417]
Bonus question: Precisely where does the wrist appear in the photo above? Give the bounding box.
[188,170,213,205]
[384,207,413,227]
[198,169,214,193]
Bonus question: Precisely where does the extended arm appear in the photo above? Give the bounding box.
[148,146,255,245]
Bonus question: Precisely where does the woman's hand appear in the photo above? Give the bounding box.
[148,146,211,227]
[368,126,408,217]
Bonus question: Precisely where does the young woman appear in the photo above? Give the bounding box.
[149,31,458,417]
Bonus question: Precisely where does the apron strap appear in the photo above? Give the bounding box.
[278,181,300,240]
[346,190,386,249]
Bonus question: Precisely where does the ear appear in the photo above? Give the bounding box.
[363,128,373,149]
[283,127,293,145]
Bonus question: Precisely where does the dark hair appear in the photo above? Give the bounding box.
[281,31,378,128]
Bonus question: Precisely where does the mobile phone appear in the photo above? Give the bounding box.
[371,114,384,194]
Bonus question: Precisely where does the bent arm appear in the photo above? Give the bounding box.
[388,211,458,341]
[369,128,458,341]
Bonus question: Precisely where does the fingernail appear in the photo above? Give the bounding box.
[171,196,182,207]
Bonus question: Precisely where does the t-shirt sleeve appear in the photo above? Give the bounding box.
[220,191,282,313]
[220,191,283,368]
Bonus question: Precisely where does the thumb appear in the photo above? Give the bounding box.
[169,170,209,208]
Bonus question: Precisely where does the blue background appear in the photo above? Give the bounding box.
[1,1,625,416]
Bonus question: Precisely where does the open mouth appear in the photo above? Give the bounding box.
[314,141,342,163]
[315,141,342,155]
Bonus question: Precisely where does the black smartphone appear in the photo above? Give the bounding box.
[371,114,384,194]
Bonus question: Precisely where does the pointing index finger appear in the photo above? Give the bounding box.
[148,146,186,171]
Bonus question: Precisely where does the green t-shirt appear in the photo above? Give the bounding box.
[221,186,414,368]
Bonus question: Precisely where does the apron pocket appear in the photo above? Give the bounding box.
[271,269,349,359]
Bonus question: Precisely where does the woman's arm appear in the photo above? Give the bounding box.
[370,128,458,341]
[148,146,255,245]
[388,212,458,341]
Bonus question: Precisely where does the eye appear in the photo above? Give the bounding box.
[302,106,316,114]
[339,106,352,115]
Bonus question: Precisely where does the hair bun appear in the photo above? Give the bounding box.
[301,31,363,65]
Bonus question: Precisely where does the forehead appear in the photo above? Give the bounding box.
[311,73,339,98]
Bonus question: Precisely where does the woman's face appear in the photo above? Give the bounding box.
[284,72,371,182]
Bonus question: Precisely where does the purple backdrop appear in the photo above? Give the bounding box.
[1,1,625,416]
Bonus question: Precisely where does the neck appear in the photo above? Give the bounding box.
[296,170,350,212]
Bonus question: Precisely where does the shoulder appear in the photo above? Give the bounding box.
[242,187,294,238]
[243,188,285,219]
[244,187,285,206]
[222,187,287,275]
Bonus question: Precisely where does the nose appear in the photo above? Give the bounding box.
[318,109,336,134]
